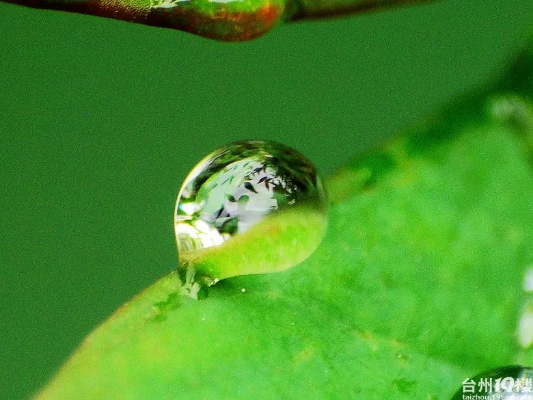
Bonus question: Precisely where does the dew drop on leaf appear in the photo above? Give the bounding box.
[451,366,533,399]
[174,140,328,298]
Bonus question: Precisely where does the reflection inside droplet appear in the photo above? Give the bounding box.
[174,140,328,298]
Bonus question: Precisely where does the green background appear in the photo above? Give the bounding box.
[0,1,532,398]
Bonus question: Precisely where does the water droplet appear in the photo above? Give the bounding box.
[518,300,533,348]
[451,366,533,399]
[524,267,533,292]
[395,351,410,362]
[175,140,328,298]
[517,267,533,349]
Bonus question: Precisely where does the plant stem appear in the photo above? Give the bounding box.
[292,0,436,20]
[0,0,437,41]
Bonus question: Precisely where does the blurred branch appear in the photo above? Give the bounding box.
[292,0,436,20]
[1,0,437,41]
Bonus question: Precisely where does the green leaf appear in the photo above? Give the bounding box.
[35,43,533,399]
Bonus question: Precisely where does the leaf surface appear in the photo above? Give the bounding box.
[36,44,533,400]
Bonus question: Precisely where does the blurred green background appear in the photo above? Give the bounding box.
[0,1,532,398]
